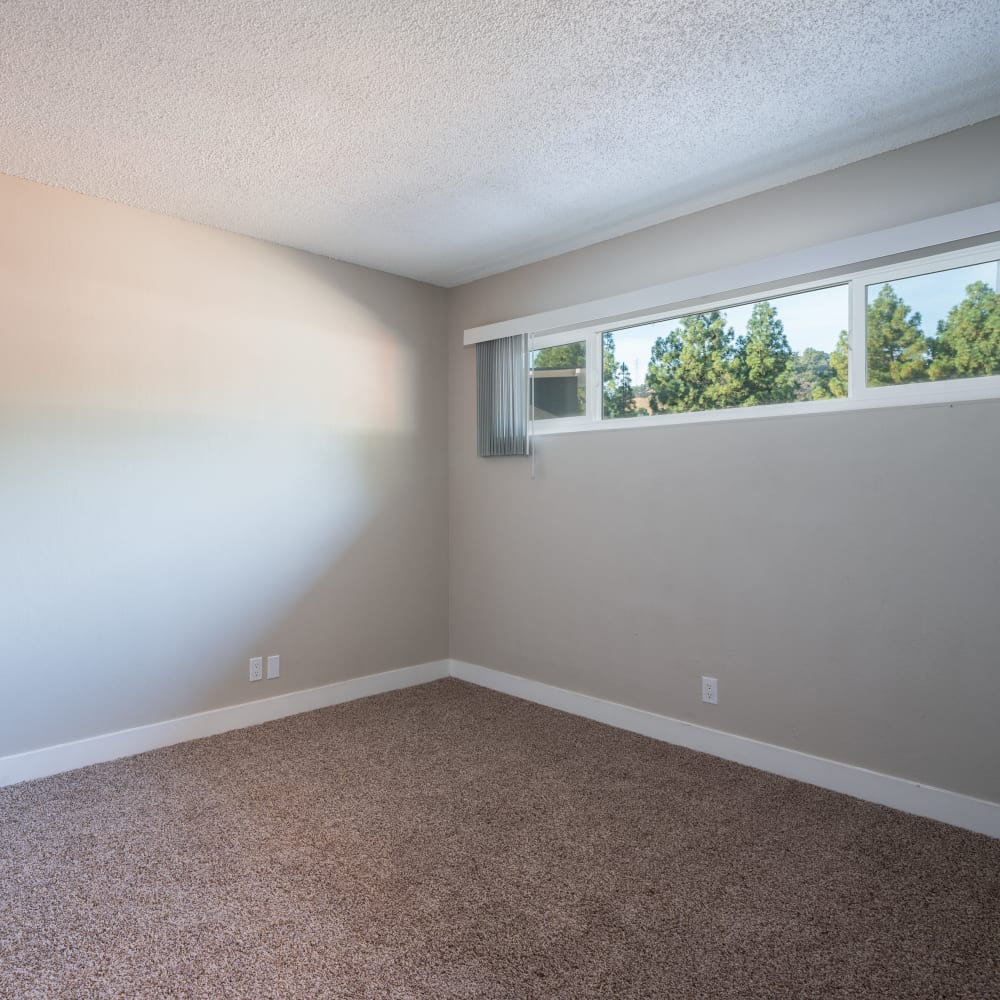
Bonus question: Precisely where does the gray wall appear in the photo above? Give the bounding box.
[448,118,1000,803]
[0,173,449,757]
[5,117,999,803]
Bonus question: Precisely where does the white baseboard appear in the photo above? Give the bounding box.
[6,656,997,839]
[0,660,450,788]
[448,660,1000,839]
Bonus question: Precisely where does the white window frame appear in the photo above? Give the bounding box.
[850,242,1000,405]
[529,329,599,430]
[531,239,1000,436]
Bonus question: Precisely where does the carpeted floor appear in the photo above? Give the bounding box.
[1,679,998,999]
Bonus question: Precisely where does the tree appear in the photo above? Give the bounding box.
[734,301,796,405]
[607,361,635,417]
[646,312,739,413]
[602,333,636,417]
[791,347,833,400]
[806,333,849,399]
[603,333,616,386]
[532,342,585,370]
[826,330,850,398]
[866,284,929,386]
[929,281,1000,380]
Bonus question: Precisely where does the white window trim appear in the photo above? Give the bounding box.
[852,241,1000,402]
[529,239,1000,437]
[529,330,600,425]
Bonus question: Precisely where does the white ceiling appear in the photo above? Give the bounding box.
[2,1,999,287]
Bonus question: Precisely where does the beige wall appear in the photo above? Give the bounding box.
[5,117,1000,803]
[448,118,1000,802]
[0,173,449,757]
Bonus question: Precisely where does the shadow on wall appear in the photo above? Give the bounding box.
[0,180,436,756]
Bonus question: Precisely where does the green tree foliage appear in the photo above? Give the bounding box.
[606,361,636,417]
[866,284,929,386]
[734,302,797,405]
[826,330,849,398]
[532,342,585,370]
[791,347,833,400]
[646,312,740,413]
[929,281,1000,380]
[603,333,637,417]
[645,303,797,413]
[643,303,848,410]
[603,333,616,386]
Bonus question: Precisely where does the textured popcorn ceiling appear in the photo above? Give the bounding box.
[2,1,999,286]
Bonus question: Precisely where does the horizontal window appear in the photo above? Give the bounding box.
[865,259,1000,388]
[603,285,849,420]
[529,241,1000,434]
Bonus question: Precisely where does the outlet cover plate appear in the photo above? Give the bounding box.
[249,656,263,682]
[702,676,718,704]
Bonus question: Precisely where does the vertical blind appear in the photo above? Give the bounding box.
[476,333,529,457]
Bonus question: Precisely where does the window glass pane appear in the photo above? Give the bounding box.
[531,340,586,420]
[603,285,849,418]
[865,259,1000,387]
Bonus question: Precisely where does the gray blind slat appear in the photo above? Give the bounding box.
[476,334,529,457]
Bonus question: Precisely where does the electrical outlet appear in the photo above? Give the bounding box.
[249,656,263,682]
[266,654,280,680]
[702,676,718,704]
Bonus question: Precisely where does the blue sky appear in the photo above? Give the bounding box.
[611,259,999,381]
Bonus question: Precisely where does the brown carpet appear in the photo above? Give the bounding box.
[1,679,998,999]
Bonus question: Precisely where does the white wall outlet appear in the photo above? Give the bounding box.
[249,656,263,682]
[702,676,718,704]
[266,654,280,680]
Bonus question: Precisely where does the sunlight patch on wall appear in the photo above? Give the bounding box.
[0,172,435,757]
[0,413,371,752]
